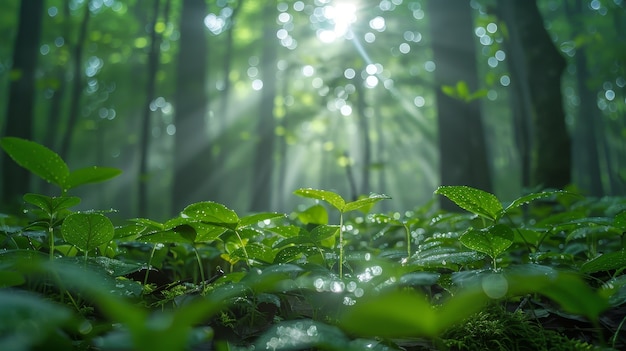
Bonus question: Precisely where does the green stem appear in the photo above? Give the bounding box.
[143,244,158,289]
[234,230,251,267]
[193,246,206,287]
[339,213,344,278]
[404,223,411,258]
[48,225,55,260]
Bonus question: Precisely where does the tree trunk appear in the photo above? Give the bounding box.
[1,0,44,208]
[564,0,603,196]
[249,2,278,212]
[355,72,371,197]
[172,0,210,213]
[59,1,91,161]
[138,0,170,217]
[428,0,492,210]
[498,0,571,189]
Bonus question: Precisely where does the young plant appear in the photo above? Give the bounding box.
[1,137,121,259]
[294,188,389,278]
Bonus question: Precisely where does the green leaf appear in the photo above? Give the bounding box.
[294,188,345,212]
[581,250,626,274]
[614,211,626,230]
[503,190,573,215]
[64,166,122,191]
[181,201,239,228]
[238,212,284,228]
[310,225,340,243]
[459,224,514,259]
[23,193,80,216]
[0,137,69,188]
[0,270,25,287]
[435,185,502,221]
[61,213,115,251]
[296,204,328,225]
[172,224,197,242]
[343,193,391,213]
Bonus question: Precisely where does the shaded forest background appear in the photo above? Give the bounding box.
[1,0,624,221]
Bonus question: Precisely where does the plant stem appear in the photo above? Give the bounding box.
[193,246,206,287]
[404,223,411,258]
[48,225,55,260]
[339,213,344,278]
[234,230,251,267]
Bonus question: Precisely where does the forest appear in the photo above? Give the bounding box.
[1,0,626,350]
[1,0,623,219]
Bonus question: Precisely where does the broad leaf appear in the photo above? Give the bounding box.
[296,204,328,225]
[181,201,239,227]
[435,185,502,221]
[310,225,340,243]
[459,224,514,259]
[343,193,390,213]
[64,166,122,191]
[503,190,573,216]
[581,250,626,274]
[61,213,115,251]
[238,212,284,228]
[0,137,69,188]
[294,188,345,212]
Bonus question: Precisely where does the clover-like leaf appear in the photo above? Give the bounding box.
[435,185,502,221]
[23,193,80,217]
[459,224,514,259]
[61,213,115,252]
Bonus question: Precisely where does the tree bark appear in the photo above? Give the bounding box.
[172,0,210,213]
[2,0,44,208]
[59,1,91,161]
[498,0,571,189]
[428,0,492,210]
[250,1,278,212]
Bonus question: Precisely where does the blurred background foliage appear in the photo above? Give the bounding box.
[0,0,624,220]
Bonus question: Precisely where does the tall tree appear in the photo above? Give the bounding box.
[497,0,571,189]
[428,0,492,210]
[59,0,91,161]
[138,0,170,217]
[564,0,603,196]
[1,0,44,208]
[249,2,279,212]
[172,0,210,213]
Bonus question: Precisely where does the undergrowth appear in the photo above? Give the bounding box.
[1,136,626,351]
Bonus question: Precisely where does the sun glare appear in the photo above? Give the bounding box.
[317,2,358,43]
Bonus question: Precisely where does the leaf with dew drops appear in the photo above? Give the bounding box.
[435,185,502,221]
[181,201,239,228]
[64,166,122,191]
[1,137,69,189]
[459,224,514,260]
[343,193,391,213]
[61,213,115,252]
[294,188,345,212]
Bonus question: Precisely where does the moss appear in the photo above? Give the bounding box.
[440,306,596,351]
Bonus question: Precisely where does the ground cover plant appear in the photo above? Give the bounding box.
[1,136,626,351]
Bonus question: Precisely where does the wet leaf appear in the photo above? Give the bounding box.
[294,188,345,212]
[23,193,80,216]
[238,212,285,228]
[296,204,329,225]
[61,213,115,251]
[310,225,339,243]
[503,190,574,216]
[343,193,391,213]
[1,137,69,188]
[581,250,626,273]
[181,201,239,227]
[64,166,122,191]
[435,185,502,221]
[459,224,513,259]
